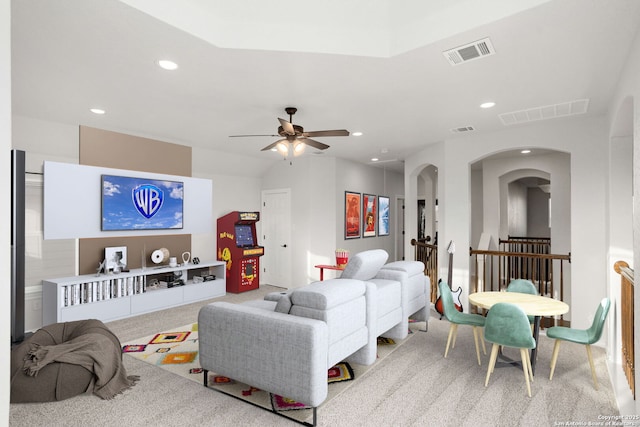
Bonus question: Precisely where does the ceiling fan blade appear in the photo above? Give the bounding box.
[229,134,279,138]
[278,118,296,135]
[303,129,350,138]
[301,138,330,150]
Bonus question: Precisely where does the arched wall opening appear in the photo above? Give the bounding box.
[468,148,571,313]
[404,116,607,323]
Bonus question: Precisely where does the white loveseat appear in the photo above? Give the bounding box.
[197,249,430,423]
[198,278,373,414]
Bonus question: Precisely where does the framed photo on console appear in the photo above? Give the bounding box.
[363,193,377,238]
[344,191,361,239]
[105,246,127,272]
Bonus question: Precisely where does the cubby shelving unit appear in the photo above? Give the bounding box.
[42,260,226,325]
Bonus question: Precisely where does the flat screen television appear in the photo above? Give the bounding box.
[235,224,254,247]
[101,174,184,231]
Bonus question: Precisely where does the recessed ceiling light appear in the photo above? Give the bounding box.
[371,158,379,162]
[90,108,105,115]
[480,102,496,109]
[521,149,531,154]
[158,60,178,70]
[352,132,363,136]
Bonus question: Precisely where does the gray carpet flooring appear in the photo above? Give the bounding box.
[10,285,619,426]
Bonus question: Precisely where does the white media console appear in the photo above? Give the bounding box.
[42,260,226,325]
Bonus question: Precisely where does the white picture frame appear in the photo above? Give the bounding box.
[105,246,127,272]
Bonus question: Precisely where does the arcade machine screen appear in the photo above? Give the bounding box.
[235,224,255,247]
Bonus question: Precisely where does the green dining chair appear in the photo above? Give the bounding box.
[438,281,487,365]
[506,279,537,326]
[547,298,611,390]
[506,278,537,295]
[484,302,537,397]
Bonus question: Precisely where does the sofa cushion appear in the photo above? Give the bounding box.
[381,260,425,276]
[340,249,389,281]
[369,278,402,315]
[290,296,366,345]
[274,294,292,313]
[290,279,365,310]
[263,291,293,313]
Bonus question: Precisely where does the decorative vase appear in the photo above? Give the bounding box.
[335,249,349,268]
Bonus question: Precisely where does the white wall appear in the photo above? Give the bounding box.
[417,166,437,241]
[10,115,264,332]
[483,156,565,254]
[527,187,550,238]
[335,158,403,260]
[507,181,527,236]
[606,23,640,416]
[406,117,607,324]
[2,0,11,423]
[261,155,403,285]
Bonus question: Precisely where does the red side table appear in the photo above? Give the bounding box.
[314,264,345,281]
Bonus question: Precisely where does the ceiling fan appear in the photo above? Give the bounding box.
[229,107,350,157]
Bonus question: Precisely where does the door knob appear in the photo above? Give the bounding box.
[281,244,287,248]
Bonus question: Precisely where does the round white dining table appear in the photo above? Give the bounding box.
[468,291,569,375]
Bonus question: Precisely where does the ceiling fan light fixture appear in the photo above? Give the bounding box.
[276,141,289,156]
[293,140,306,156]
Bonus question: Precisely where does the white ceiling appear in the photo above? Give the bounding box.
[10,0,640,175]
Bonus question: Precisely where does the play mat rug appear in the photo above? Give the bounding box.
[122,322,420,422]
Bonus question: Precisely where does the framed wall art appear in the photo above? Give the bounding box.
[363,193,377,237]
[344,191,361,239]
[378,196,390,236]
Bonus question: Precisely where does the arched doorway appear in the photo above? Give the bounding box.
[468,148,571,306]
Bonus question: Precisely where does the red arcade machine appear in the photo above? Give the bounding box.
[217,211,264,293]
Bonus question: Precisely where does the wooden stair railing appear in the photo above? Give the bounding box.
[469,248,571,327]
[614,260,635,399]
[411,238,438,303]
[499,236,551,282]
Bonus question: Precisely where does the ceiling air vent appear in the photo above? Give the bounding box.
[499,99,590,126]
[450,126,475,133]
[443,37,495,66]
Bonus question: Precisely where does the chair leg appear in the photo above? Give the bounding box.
[485,344,499,387]
[479,327,487,355]
[451,324,459,349]
[549,339,561,380]
[585,344,599,390]
[472,326,482,365]
[521,348,532,397]
[445,324,458,358]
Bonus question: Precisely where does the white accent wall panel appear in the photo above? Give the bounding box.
[44,161,213,240]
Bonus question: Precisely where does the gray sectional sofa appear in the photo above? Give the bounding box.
[197,249,430,425]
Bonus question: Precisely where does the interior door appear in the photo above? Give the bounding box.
[261,189,292,288]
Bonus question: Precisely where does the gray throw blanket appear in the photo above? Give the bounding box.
[23,332,139,399]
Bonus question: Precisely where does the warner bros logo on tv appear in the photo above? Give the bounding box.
[133,184,165,219]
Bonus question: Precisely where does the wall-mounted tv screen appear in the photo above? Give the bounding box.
[235,224,255,247]
[101,174,184,231]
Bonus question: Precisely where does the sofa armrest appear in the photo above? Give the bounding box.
[198,302,329,407]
